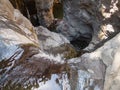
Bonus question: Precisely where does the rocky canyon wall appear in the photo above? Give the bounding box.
[11,0,119,51]
[0,0,120,90]
[57,0,120,51]
[9,0,61,27]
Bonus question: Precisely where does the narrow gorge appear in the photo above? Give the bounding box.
[0,0,120,90]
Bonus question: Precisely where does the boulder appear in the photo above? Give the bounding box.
[36,26,77,59]
[68,54,105,90]
[68,32,120,90]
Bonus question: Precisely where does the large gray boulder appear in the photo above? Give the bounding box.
[68,32,120,90]
[68,54,105,90]
[36,26,77,59]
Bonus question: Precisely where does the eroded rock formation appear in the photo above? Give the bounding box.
[9,0,62,27]
[36,26,77,59]
[68,32,120,90]
[0,0,120,90]
[56,0,120,51]
[0,0,39,60]
[0,0,68,89]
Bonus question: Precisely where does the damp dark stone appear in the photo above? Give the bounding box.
[53,3,63,19]
[9,0,40,27]
[70,35,92,51]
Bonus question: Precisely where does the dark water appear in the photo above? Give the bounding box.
[53,3,63,19]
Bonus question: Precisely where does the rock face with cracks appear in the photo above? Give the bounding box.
[36,26,77,59]
[0,0,39,61]
[1,0,120,90]
[57,0,120,51]
[0,0,67,89]
[68,32,120,90]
